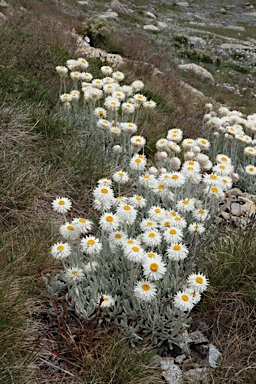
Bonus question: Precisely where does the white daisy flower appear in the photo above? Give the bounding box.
[131,80,144,91]
[70,71,81,81]
[80,236,102,256]
[129,154,147,172]
[99,294,115,308]
[189,289,202,305]
[113,170,129,184]
[143,100,156,109]
[245,165,256,175]
[139,173,157,189]
[212,163,234,176]
[59,223,80,241]
[121,102,135,114]
[173,290,195,311]
[110,127,121,137]
[97,119,111,130]
[203,173,220,186]
[104,97,120,111]
[188,223,205,235]
[108,230,127,249]
[182,160,201,173]
[140,218,158,232]
[65,267,85,284]
[94,107,107,119]
[166,243,189,261]
[148,206,165,222]
[60,93,72,103]
[93,199,112,213]
[93,185,115,204]
[244,147,256,157]
[55,66,68,77]
[77,57,89,70]
[187,272,209,293]
[102,76,114,84]
[144,251,162,260]
[156,138,169,151]
[170,215,187,229]
[80,72,93,82]
[168,172,186,188]
[134,280,157,302]
[192,208,209,222]
[142,230,162,248]
[168,141,182,153]
[92,79,103,88]
[112,90,125,101]
[112,145,122,154]
[70,90,80,101]
[103,83,119,94]
[101,66,113,75]
[112,71,125,81]
[124,243,145,263]
[66,59,79,71]
[119,85,133,97]
[116,204,137,225]
[196,138,210,150]
[182,138,196,150]
[129,195,147,209]
[51,242,71,260]
[130,135,146,148]
[52,197,72,214]
[176,198,195,213]
[218,176,232,191]
[120,122,138,134]
[71,218,93,234]
[133,93,147,104]
[163,227,183,244]
[99,212,120,232]
[207,186,225,199]
[143,257,167,281]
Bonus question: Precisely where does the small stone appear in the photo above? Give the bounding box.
[221,43,254,50]
[110,0,132,14]
[220,8,226,12]
[183,367,210,383]
[143,11,157,19]
[230,203,242,216]
[178,63,214,83]
[187,330,209,344]
[160,357,175,370]
[157,21,168,29]
[0,0,11,8]
[143,24,160,31]
[176,1,190,6]
[175,354,186,364]
[161,363,183,384]
[78,1,88,5]
[220,211,230,220]
[180,81,205,99]
[241,202,256,216]
[226,188,243,197]
[100,11,118,19]
[208,343,222,368]
[0,11,7,23]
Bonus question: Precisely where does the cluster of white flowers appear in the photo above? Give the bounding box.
[203,105,256,193]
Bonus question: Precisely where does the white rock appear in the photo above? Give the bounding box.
[176,1,190,6]
[0,11,7,23]
[0,0,11,8]
[180,81,205,99]
[78,1,88,5]
[162,363,183,384]
[143,24,159,31]
[178,63,214,83]
[100,11,118,19]
[221,43,254,50]
[111,0,132,15]
[208,343,222,368]
[157,21,168,28]
[143,11,157,19]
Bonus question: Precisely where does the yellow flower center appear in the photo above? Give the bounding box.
[57,245,64,251]
[127,239,134,244]
[58,200,65,205]
[155,208,161,213]
[164,221,170,227]
[101,188,109,194]
[143,175,150,179]
[170,211,177,216]
[136,138,141,142]
[115,233,122,239]
[148,232,155,238]
[201,140,207,144]
[196,276,203,284]
[219,165,225,169]
[142,284,150,291]
[103,297,109,301]
[148,253,155,258]
[210,175,217,180]
[170,229,177,235]
[106,216,114,222]
[118,172,124,177]
[123,205,131,211]
[67,225,74,231]
[158,184,165,190]
[211,187,218,193]
[188,161,194,165]
[87,239,96,246]
[173,245,181,251]
[181,294,189,302]
[79,218,86,223]
[136,196,142,201]
[172,174,179,179]
[135,158,142,163]
[221,157,228,162]
[147,222,153,226]
[71,270,78,275]
[249,167,254,172]
[182,199,189,205]
[199,209,205,214]
[150,263,159,272]
[132,246,140,252]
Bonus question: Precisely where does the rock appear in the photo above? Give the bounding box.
[78,1,88,5]
[143,11,157,19]
[187,331,209,344]
[100,11,119,19]
[161,362,183,384]
[160,357,175,370]
[157,21,168,29]
[176,1,190,6]
[220,211,230,220]
[180,81,205,99]
[220,8,226,13]
[175,354,186,364]
[178,63,214,83]
[208,343,222,368]
[111,0,132,15]
[0,0,11,8]
[226,188,243,197]
[221,43,254,50]
[230,203,242,216]
[143,24,160,31]
[245,11,256,16]
[241,202,256,216]
[183,367,210,383]
[0,11,7,22]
